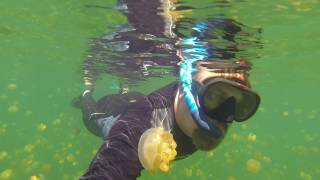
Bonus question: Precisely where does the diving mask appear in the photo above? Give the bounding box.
[195,77,260,123]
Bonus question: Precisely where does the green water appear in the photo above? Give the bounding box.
[1,0,319,179]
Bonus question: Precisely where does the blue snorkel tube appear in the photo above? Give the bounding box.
[179,20,227,138]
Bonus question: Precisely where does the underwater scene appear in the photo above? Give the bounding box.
[1,0,320,179]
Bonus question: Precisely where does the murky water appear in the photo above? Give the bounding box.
[1,0,320,179]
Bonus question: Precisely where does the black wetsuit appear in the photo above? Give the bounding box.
[80,82,196,180]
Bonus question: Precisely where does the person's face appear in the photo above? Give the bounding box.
[176,73,232,151]
[177,61,259,151]
[189,71,238,150]
[176,91,230,151]
[191,116,229,151]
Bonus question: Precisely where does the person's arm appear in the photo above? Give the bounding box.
[80,126,142,180]
[80,125,144,180]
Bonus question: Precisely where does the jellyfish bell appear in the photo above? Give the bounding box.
[246,158,261,174]
[138,127,177,173]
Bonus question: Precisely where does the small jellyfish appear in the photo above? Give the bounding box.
[52,118,61,126]
[37,123,47,132]
[262,156,272,163]
[91,149,97,155]
[66,154,75,162]
[0,94,8,100]
[8,105,18,113]
[247,133,257,142]
[246,159,261,174]
[7,83,17,90]
[184,168,192,177]
[275,4,289,10]
[207,150,214,157]
[231,133,240,142]
[0,151,8,161]
[300,171,312,180]
[63,174,70,180]
[282,111,289,117]
[138,127,177,173]
[24,144,35,153]
[304,135,313,142]
[24,111,33,116]
[30,175,39,180]
[258,107,264,112]
[22,157,33,167]
[0,169,13,179]
[241,124,248,130]
[196,168,204,177]
[58,159,64,164]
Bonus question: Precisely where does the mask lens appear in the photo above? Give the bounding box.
[202,81,260,122]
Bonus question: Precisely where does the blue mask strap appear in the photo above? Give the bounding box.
[179,20,229,138]
[180,60,222,138]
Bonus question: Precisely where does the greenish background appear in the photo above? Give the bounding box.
[0,0,319,179]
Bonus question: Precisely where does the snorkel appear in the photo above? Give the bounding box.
[179,20,226,138]
[179,42,222,138]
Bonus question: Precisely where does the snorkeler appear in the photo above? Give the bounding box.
[75,0,261,179]
[76,59,260,179]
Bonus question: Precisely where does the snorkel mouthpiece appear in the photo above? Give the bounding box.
[180,77,223,138]
[191,108,223,138]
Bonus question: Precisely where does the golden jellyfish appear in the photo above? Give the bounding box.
[0,94,8,100]
[240,124,248,130]
[247,133,257,142]
[196,168,204,177]
[0,169,13,179]
[37,123,47,132]
[66,154,75,162]
[300,171,312,180]
[246,159,261,174]
[8,105,18,113]
[7,83,17,90]
[231,133,240,142]
[30,175,40,180]
[52,118,61,126]
[184,168,192,177]
[282,111,289,117]
[0,151,8,161]
[24,144,35,153]
[207,150,214,157]
[138,128,177,173]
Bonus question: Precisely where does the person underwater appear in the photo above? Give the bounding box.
[75,58,260,179]
[74,0,261,179]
